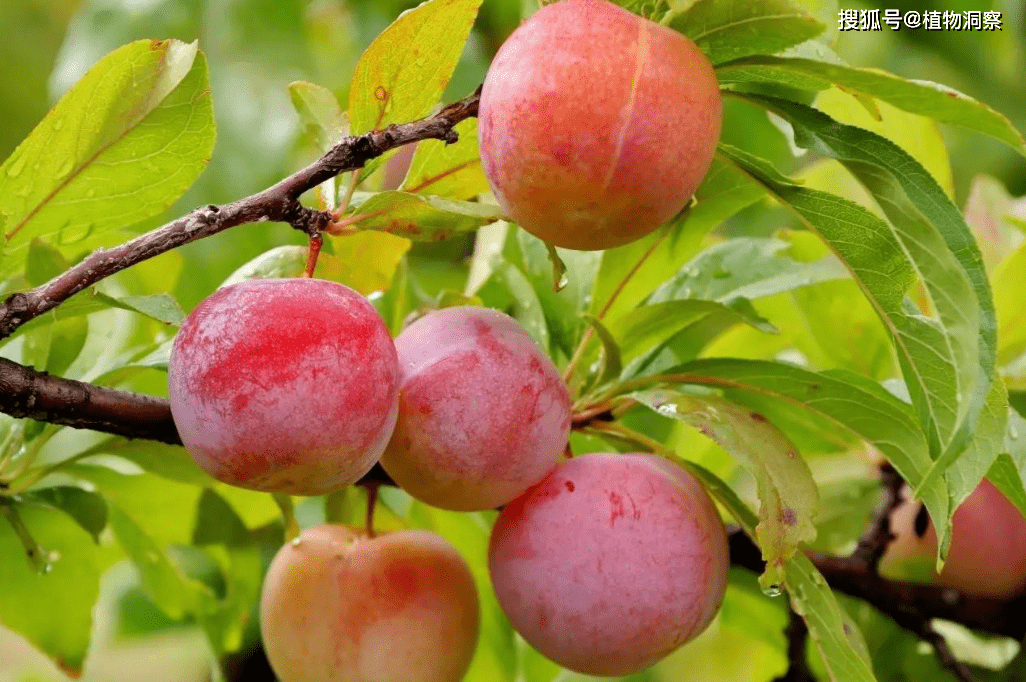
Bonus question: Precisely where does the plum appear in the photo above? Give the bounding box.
[168,278,399,495]
[478,0,722,250]
[381,306,571,511]
[880,479,1026,597]
[489,452,729,676]
[260,525,479,682]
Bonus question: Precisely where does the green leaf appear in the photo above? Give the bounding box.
[24,239,70,287]
[506,230,600,359]
[987,453,1026,521]
[634,390,818,589]
[73,438,213,486]
[346,190,502,240]
[0,501,105,674]
[192,488,251,548]
[348,0,482,135]
[222,236,410,296]
[0,39,215,279]
[492,260,550,351]
[669,0,825,65]
[750,98,1002,506]
[101,292,185,326]
[648,236,847,305]
[717,56,1026,156]
[995,235,1026,364]
[26,486,108,543]
[288,80,347,151]
[606,299,776,378]
[639,358,950,556]
[402,118,488,200]
[581,314,623,387]
[107,503,196,620]
[786,554,877,682]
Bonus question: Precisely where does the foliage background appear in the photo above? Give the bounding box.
[0,0,1024,681]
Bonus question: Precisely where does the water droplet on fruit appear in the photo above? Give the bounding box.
[762,583,783,597]
[291,537,303,547]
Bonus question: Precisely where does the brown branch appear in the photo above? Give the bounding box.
[850,460,905,570]
[728,526,1026,667]
[0,357,180,444]
[0,88,481,340]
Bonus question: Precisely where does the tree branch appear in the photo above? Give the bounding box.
[0,88,481,340]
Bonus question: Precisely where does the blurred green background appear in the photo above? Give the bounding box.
[1,0,1024,681]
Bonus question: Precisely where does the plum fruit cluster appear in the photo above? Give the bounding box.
[168,276,730,679]
[478,0,722,251]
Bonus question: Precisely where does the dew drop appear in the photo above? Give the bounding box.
[6,154,27,177]
[762,583,783,597]
[54,158,74,180]
[655,402,679,417]
[556,271,569,290]
[290,537,303,547]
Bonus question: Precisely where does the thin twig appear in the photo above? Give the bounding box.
[850,461,905,571]
[0,88,481,340]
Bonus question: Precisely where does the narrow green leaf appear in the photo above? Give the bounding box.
[402,118,488,200]
[0,39,215,278]
[607,298,775,378]
[492,261,550,351]
[27,487,108,543]
[347,191,502,241]
[751,97,1002,505]
[669,0,825,65]
[637,358,950,554]
[581,314,623,387]
[717,56,1026,155]
[192,488,251,548]
[107,503,197,620]
[349,0,482,135]
[635,390,818,589]
[786,555,878,682]
[72,438,212,486]
[99,292,185,326]
[987,454,1026,521]
[648,236,847,305]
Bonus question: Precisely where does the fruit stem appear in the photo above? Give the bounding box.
[272,493,302,542]
[304,233,323,277]
[364,482,381,538]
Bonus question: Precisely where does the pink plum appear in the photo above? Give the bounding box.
[168,278,399,495]
[478,0,722,251]
[260,525,479,682]
[380,306,571,511]
[880,479,1026,597]
[489,452,729,676]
